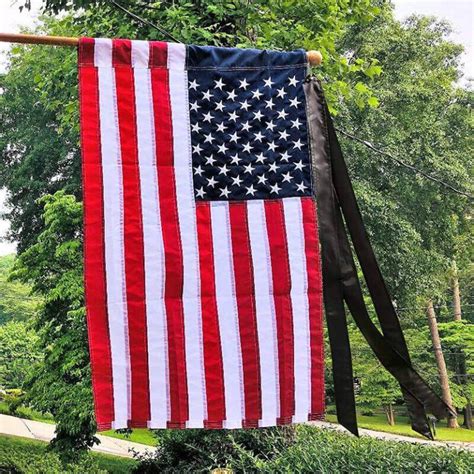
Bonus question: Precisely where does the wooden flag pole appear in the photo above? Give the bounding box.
[0,32,323,65]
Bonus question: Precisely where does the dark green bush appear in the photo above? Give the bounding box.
[133,426,474,473]
[133,426,296,473]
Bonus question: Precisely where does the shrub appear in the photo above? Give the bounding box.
[133,425,474,473]
[133,426,296,473]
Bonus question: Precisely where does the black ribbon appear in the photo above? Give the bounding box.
[304,77,455,439]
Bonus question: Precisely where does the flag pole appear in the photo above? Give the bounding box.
[0,32,323,65]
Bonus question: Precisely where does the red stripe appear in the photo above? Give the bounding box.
[264,200,295,424]
[150,43,189,427]
[229,202,261,426]
[196,202,226,428]
[301,197,325,418]
[113,40,150,426]
[79,51,114,429]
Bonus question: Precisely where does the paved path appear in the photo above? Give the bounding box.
[309,420,474,452]
[0,414,154,458]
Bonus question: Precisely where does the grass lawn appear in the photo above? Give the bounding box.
[325,413,474,443]
[0,433,137,473]
[102,427,157,446]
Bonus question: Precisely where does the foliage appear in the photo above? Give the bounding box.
[10,191,95,456]
[0,321,41,390]
[135,426,295,472]
[337,13,473,305]
[0,255,40,324]
[132,425,474,473]
[0,434,137,474]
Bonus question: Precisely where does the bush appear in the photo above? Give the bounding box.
[266,426,474,473]
[133,425,474,473]
[133,426,296,472]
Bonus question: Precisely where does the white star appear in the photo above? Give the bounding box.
[193,143,203,155]
[229,131,239,143]
[265,98,275,109]
[270,182,281,194]
[216,122,228,133]
[205,155,216,166]
[202,89,213,100]
[202,111,213,122]
[289,97,301,108]
[219,164,230,175]
[280,150,291,162]
[277,109,288,120]
[253,110,264,121]
[282,171,293,183]
[279,130,290,140]
[263,77,275,88]
[207,175,218,187]
[268,162,278,173]
[232,175,243,187]
[214,77,225,90]
[268,141,278,152]
[246,184,257,196]
[266,120,276,132]
[242,142,253,153]
[243,163,254,174]
[191,122,201,133]
[218,143,228,154]
[204,133,215,144]
[214,100,225,112]
[230,154,241,165]
[294,160,305,171]
[288,75,298,87]
[196,187,205,198]
[194,165,204,176]
[255,153,266,164]
[189,79,199,90]
[296,181,308,192]
[241,121,251,132]
[254,131,265,142]
[276,87,286,99]
[220,186,231,198]
[240,100,251,111]
[227,89,237,101]
[190,101,200,112]
[228,110,239,122]
[293,139,304,150]
[252,89,263,100]
[291,118,302,129]
[239,78,250,90]
[257,174,268,185]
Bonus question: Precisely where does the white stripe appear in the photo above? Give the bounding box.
[247,200,279,426]
[96,40,130,428]
[94,38,113,67]
[132,41,169,428]
[168,43,206,427]
[283,198,311,422]
[131,40,150,68]
[210,201,244,428]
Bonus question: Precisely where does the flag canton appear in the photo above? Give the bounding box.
[188,64,312,201]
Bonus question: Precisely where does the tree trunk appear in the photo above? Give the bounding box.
[452,261,462,321]
[426,300,458,428]
[384,404,395,425]
[463,404,473,430]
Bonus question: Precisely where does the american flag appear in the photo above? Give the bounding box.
[79,38,324,430]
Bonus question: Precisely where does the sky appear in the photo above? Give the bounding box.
[0,0,472,255]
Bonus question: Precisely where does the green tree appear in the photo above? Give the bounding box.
[11,191,95,455]
[0,255,40,324]
[0,320,40,390]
